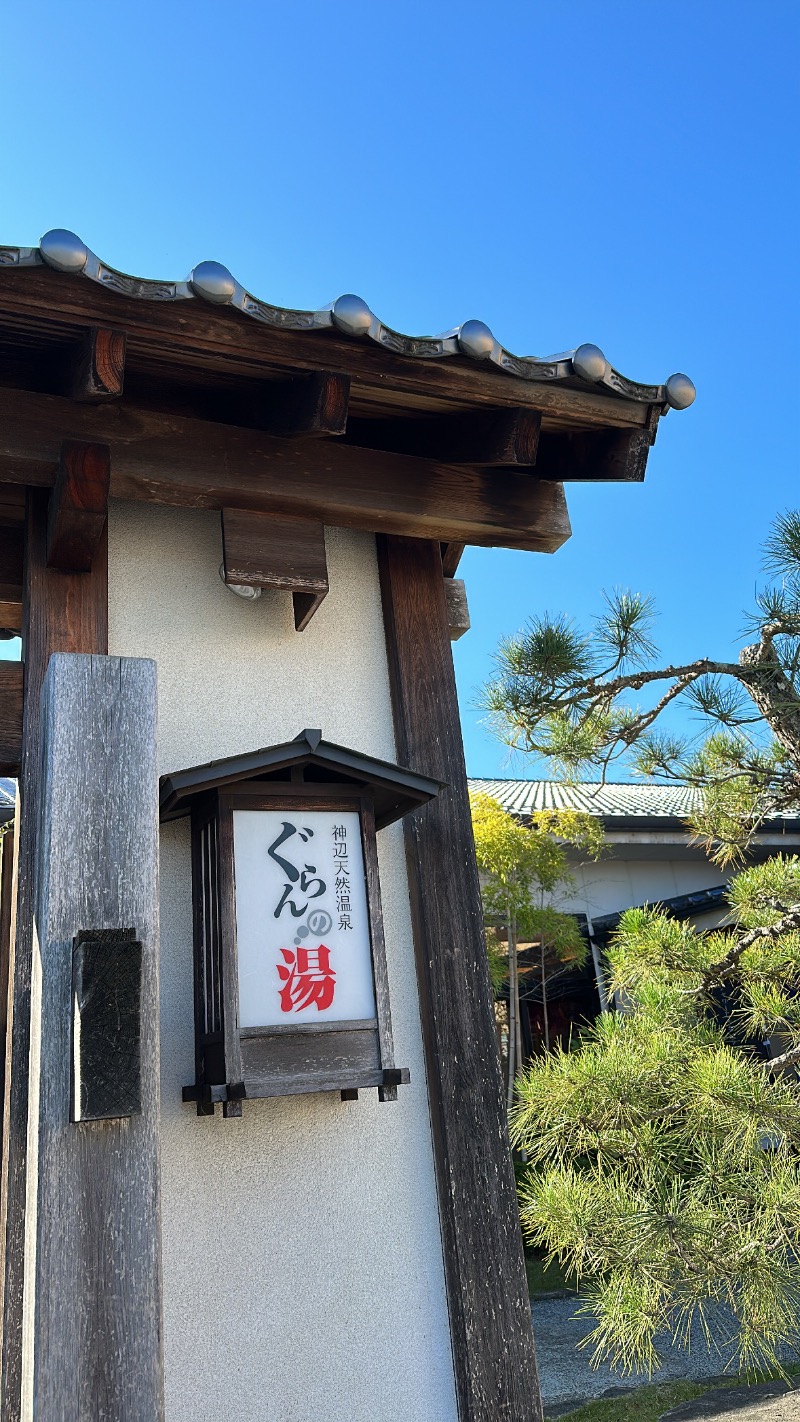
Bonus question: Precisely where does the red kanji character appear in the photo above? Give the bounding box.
[277,945,336,1013]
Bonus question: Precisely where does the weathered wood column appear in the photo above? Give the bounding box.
[377,534,542,1422]
[1,485,109,1418]
[25,652,162,1420]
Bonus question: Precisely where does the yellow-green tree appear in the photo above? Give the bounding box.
[470,792,604,1107]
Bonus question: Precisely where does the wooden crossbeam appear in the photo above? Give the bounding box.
[69,327,126,402]
[47,440,111,572]
[533,425,655,482]
[0,387,571,554]
[221,508,329,630]
[345,407,541,467]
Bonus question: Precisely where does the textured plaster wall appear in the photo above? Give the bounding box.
[108,501,457,1422]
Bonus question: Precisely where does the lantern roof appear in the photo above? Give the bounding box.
[159,729,444,829]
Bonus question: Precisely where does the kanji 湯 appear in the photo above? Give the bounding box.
[277,945,336,1013]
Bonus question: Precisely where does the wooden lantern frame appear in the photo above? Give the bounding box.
[159,729,442,1116]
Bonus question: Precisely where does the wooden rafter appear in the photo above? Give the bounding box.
[68,327,126,402]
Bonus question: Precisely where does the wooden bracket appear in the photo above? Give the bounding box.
[534,425,654,482]
[267,370,350,438]
[440,541,465,578]
[69,327,126,402]
[345,406,541,467]
[47,440,110,572]
[221,507,329,631]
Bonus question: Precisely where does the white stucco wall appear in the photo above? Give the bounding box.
[107,501,457,1422]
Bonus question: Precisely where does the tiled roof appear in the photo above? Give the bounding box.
[0,778,14,810]
[0,230,696,412]
[469,779,705,820]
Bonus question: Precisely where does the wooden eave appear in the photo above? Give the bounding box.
[0,259,687,555]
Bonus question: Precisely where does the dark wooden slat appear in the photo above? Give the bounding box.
[0,266,652,429]
[29,654,163,1419]
[69,326,126,402]
[0,489,107,1422]
[47,440,110,572]
[441,542,465,578]
[266,370,350,438]
[346,407,541,467]
[377,534,542,1422]
[0,530,23,590]
[533,424,655,482]
[0,387,572,554]
[0,666,22,775]
[0,823,16,1129]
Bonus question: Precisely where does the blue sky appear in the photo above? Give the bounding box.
[2,1,798,777]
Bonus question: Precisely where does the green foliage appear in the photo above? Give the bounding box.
[511,855,800,1378]
[480,512,800,864]
[470,791,602,970]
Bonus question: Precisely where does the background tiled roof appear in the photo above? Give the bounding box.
[468,779,705,820]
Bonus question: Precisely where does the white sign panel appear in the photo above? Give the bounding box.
[233,808,377,1029]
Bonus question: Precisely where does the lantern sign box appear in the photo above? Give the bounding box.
[159,730,442,1116]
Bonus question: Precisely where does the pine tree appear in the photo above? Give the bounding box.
[511,855,800,1377]
[481,511,800,866]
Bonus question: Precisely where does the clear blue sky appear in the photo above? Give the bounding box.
[2,1,798,777]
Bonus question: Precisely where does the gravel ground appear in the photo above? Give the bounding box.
[532,1296,800,1412]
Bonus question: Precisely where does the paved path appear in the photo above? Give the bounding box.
[532,1295,799,1412]
[661,1382,800,1420]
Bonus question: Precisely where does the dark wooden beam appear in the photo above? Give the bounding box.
[0,666,22,774]
[0,266,653,430]
[0,387,572,554]
[377,534,542,1422]
[47,440,110,573]
[265,370,350,438]
[441,542,465,578]
[345,407,541,467]
[221,508,329,630]
[532,424,655,482]
[1,489,107,1421]
[69,327,126,402]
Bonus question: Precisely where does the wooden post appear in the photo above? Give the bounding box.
[26,652,162,1420]
[1,489,107,1420]
[377,534,542,1422]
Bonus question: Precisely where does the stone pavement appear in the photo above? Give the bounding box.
[533,1295,800,1414]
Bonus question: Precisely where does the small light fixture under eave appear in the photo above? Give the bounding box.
[219,564,262,600]
[160,730,444,1117]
